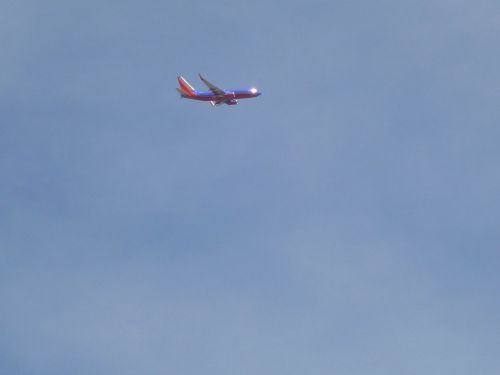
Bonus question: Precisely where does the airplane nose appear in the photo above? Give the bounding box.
[250,87,261,96]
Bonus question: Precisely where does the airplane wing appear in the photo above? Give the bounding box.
[199,74,225,97]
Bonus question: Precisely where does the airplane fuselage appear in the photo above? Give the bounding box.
[187,89,261,101]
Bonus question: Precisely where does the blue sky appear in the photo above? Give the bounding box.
[1,0,500,374]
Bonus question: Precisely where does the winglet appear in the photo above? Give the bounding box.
[198,73,208,84]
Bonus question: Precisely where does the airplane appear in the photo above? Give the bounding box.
[176,74,261,106]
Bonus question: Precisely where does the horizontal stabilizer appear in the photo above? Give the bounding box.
[176,88,189,97]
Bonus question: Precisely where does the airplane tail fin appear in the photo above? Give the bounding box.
[177,76,195,97]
